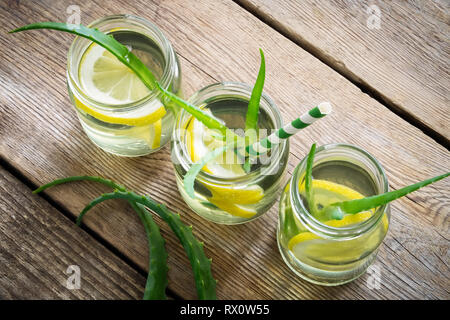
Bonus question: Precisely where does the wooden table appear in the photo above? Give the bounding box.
[1,0,449,300]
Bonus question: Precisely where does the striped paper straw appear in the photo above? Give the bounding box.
[246,102,332,155]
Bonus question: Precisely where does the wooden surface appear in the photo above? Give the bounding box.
[238,0,450,142]
[0,166,145,299]
[0,0,449,299]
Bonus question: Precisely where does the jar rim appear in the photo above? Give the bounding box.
[173,81,289,185]
[67,14,175,111]
[290,143,389,239]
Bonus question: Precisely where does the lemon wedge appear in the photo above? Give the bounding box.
[186,112,264,218]
[75,41,166,126]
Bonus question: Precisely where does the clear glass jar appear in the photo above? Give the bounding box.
[67,14,181,157]
[172,82,290,224]
[278,144,390,285]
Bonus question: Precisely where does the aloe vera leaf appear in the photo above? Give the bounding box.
[327,172,450,217]
[304,143,316,214]
[36,177,215,299]
[75,190,217,300]
[11,22,227,134]
[128,202,168,300]
[155,82,229,135]
[33,176,168,300]
[33,175,123,194]
[244,49,265,138]
[184,145,229,198]
[241,48,266,175]
[11,22,157,90]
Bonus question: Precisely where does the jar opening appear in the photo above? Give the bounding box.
[67,14,175,111]
[173,82,288,185]
[290,143,389,239]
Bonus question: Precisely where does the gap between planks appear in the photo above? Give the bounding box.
[0,155,182,300]
[233,0,450,150]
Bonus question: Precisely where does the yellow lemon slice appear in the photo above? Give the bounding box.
[76,41,166,126]
[113,119,162,149]
[151,119,162,149]
[299,179,365,202]
[186,113,264,218]
[288,211,373,250]
[288,180,389,261]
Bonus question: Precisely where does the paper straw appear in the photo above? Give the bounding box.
[246,102,332,155]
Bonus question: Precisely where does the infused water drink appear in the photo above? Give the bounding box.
[172,82,289,224]
[278,144,390,285]
[67,15,181,156]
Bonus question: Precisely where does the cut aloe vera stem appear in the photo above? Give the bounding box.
[246,102,332,156]
[325,172,450,220]
[11,22,226,134]
[304,143,317,216]
[242,49,266,173]
[244,48,265,137]
[33,176,168,300]
[76,190,217,300]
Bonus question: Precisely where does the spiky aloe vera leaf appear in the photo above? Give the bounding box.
[245,48,265,137]
[76,190,217,300]
[32,175,124,194]
[326,171,450,218]
[34,176,168,300]
[11,23,230,135]
[131,202,168,300]
[305,143,316,214]
[11,23,157,90]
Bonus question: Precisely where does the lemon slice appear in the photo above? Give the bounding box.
[299,179,365,203]
[76,42,166,126]
[114,119,162,149]
[288,211,373,250]
[151,119,162,149]
[186,113,264,218]
[288,180,389,261]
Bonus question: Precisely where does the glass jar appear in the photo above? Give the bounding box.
[172,82,290,224]
[278,144,390,285]
[67,14,181,157]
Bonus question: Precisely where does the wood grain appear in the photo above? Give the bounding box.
[237,0,450,141]
[0,0,449,299]
[0,166,146,299]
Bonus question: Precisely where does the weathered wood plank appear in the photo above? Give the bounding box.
[0,0,449,299]
[237,0,450,141]
[0,166,146,299]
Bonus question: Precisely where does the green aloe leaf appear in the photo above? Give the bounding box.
[11,22,227,134]
[245,48,265,138]
[242,49,265,173]
[34,176,168,300]
[324,172,450,219]
[34,176,217,300]
[304,143,316,215]
[155,82,229,135]
[11,22,157,89]
[131,203,168,300]
[75,190,218,299]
